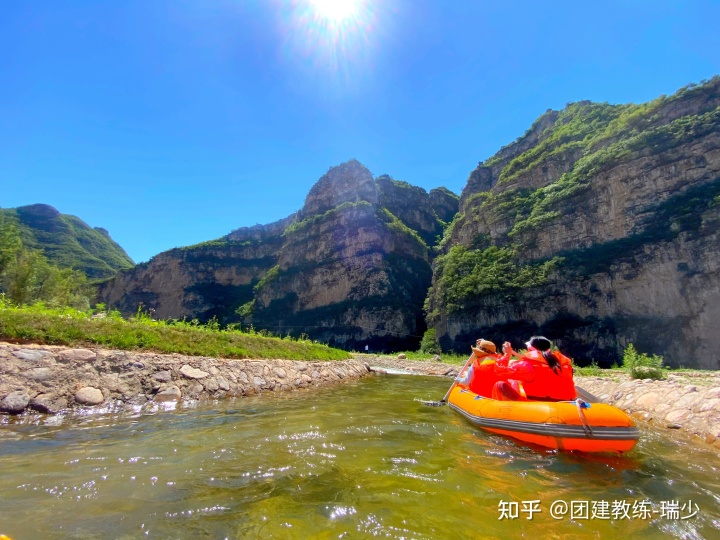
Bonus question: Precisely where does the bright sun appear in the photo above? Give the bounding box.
[309,0,362,22]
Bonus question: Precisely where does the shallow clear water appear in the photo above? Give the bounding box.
[1,373,719,539]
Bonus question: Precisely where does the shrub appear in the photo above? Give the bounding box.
[419,328,441,355]
[623,343,665,380]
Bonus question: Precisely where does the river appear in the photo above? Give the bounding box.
[0,373,718,539]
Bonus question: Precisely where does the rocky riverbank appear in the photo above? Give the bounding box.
[0,341,372,419]
[361,355,720,450]
[575,372,720,449]
[2,343,718,451]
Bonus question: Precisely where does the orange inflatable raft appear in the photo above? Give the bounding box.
[447,385,638,453]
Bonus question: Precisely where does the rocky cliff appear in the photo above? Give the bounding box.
[96,215,293,322]
[97,160,458,350]
[426,77,720,369]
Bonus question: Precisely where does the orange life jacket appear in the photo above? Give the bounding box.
[516,350,576,401]
[467,356,501,397]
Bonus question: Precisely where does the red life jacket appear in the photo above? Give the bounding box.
[517,350,576,401]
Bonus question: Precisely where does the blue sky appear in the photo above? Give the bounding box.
[2,1,718,263]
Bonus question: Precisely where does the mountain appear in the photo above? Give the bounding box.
[0,204,134,280]
[425,77,720,368]
[96,77,720,368]
[97,160,459,351]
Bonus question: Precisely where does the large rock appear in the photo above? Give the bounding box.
[154,386,182,402]
[30,394,68,414]
[13,349,54,362]
[75,387,104,405]
[0,391,31,414]
[180,365,209,379]
[58,349,96,363]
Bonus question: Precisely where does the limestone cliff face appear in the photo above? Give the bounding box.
[96,219,288,321]
[427,78,720,369]
[97,160,457,351]
[96,79,720,365]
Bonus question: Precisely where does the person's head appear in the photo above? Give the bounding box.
[526,336,562,373]
[475,339,497,355]
[526,336,552,352]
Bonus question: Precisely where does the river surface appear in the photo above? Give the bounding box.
[1,373,719,539]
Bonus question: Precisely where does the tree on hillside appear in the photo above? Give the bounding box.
[0,213,22,275]
[0,213,91,309]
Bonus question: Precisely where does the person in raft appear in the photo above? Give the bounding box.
[492,336,577,402]
[456,338,502,397]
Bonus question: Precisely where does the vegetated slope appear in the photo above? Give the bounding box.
[1,204,134,280]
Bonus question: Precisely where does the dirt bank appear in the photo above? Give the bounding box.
[0,341,372,419]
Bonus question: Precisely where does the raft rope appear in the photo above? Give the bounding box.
[575,399,593,437]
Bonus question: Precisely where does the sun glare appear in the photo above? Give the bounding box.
[281,0,383,91]
[309,0,362,22]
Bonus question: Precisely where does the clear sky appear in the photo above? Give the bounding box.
[2,1,718,263]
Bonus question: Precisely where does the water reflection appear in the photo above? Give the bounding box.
[0,373,718,539]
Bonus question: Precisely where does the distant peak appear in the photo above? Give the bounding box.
[300,160,377,217]
[17,203,60,217]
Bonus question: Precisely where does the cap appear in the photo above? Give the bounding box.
[475,339,497,354]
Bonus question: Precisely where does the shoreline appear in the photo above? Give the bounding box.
[2,343,718,451]
[0,341,372,419]
[574,373,720,450]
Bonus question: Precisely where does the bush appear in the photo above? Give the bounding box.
[419,328,441,355]
[623,343,665,380]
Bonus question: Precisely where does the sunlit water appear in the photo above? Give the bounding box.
[1,374,719,539]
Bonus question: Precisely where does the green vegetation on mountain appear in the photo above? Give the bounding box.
[507,104,720,238]
[0,204,134,280]
[0,212,93,309]
[425,245,562,323]
[283,200,373,236]
[432,78,720,307]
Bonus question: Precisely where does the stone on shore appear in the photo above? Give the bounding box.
[0,391,31,414]
[180,365,209,379]
[75,387,104,405]
[154,385,182,402]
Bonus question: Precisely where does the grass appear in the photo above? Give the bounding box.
[0,301,351,361]
[389,350,471,365]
